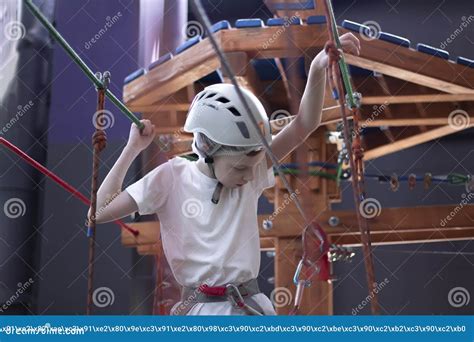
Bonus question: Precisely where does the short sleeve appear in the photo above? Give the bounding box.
[251,156,275,194]
[125,161,173,215]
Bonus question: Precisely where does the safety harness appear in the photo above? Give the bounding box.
[173,279,265,315]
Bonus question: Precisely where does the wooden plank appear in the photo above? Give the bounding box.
[359,101,474,127]
[362,93,474,105]
[363,124,474,160]
[123,39,220,106]
[329,228,474,246]
[261,204,474,238]
[320,204,474,231]
[217,26,474,92]
[260,237,275,250]
[124,25,474,109]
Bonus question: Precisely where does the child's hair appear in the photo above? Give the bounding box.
[193,132,263,159]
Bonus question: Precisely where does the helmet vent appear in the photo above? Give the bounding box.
[205,92,217,99]
[236,121,250,138]
[215,96,230,103]
[227,106,242,117]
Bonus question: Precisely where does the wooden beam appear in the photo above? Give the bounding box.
[260,237,276,250]
[217,26,474,92]
[362,93,474,105]
[123,39,220,106]
[260,204,474,238]
[359,101,474,127]
[124,25,474,110]
[363,124,473,160]
[318,204,474,232]
[330,228,474,246]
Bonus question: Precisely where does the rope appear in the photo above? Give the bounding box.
[0,137,138,235]
[86,72,109,315]
[321,0,379,314]
[24,0,143,129]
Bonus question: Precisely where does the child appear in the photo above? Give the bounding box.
[92,33,360,315]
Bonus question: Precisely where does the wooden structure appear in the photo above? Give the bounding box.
[121,2,474,315]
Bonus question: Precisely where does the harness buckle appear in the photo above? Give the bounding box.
[226,284,246,308]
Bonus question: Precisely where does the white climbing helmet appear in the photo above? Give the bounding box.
[184,83,272,155]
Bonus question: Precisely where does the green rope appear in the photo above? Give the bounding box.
[325,0,356,108]
[24,0,144,130]
[179,155,339,180]
[447,173,469,185]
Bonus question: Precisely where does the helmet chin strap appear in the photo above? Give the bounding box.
[204,156,223,204]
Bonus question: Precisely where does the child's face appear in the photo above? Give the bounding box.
[213,151,265,188]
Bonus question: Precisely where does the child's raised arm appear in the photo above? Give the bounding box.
[89,119,156,224]
[266,32,360,167]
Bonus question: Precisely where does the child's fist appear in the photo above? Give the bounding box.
[312,32,361,70]
[126,119,156,153]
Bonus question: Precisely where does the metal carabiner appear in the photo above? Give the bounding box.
[292,259,314,287]
[226,284,262,316]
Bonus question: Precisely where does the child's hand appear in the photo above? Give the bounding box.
[311,32,361,70]
[126,119,156,153]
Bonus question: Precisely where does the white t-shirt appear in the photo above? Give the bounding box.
[125,156,275,289]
